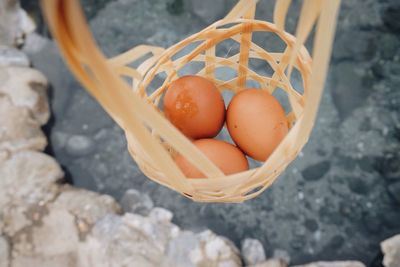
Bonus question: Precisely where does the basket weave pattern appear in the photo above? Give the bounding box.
[42,0,341,202]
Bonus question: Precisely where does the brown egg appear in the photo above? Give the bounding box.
[175,139,249,178]
[227,88,288,161]
[163,75,225,139]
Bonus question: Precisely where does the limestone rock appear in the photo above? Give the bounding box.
[0,66,49,125]
[0,95,46,153]
[0,46,29,67]
[291,261,366,267]
[273,249,290,265]
[166,229,241,267]
[241,238,266,265]
[381,234,400,267]
[54,185,121,228]
[80,214,167,267]
[0,236,10,267]
[0,150,63,235]
[248,258,287,267]
[120,188,154,215]
[165,231,199,267]
[11,205,80,267]
[0,0,35,47]
[11,187,120,267]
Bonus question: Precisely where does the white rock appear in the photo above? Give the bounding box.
[198,230,241,267]
[241,238,267,265]
[381,234,400,267]
[248,258,287,267]
[149,207,173,223]
[23,33,49,54]
[123,212,179,253]
[0,46,29,67]
[273,249,290,265]
[0,0,35,47]
[0,95,47,153]
[166,231,200,267]
[54,185,121,227]
[0,151,63,235]
[0,236,10,267]
[12,205,80,267]
[12,187,121,267]
[0,66,49,125]
[80,214,165,267]
[291,261,366,267]
[120,188,154,215]
[166,229,241,267]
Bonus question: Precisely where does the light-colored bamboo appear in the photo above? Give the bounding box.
[41,0,341,203]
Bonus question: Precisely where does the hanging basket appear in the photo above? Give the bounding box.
[41,0,341,203]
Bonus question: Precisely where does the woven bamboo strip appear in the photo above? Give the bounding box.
[41,0,341,203]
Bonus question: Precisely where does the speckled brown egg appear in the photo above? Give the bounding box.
[175,139,249,178]
[163,75,225,139]
[226,88,289,161]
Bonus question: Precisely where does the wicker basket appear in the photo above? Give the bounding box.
[41,0,341,203]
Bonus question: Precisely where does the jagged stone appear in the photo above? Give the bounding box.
[0,150,63,235]
[120,188,154,215]
[0,236,10,267]
[0,46,29,67]
[0,66,49,125]
[0,95,46,153]
[292,261,366,267]
[241,238,266,266]
[381,234,400,267]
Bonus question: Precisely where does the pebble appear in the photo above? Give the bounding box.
[304,219,319,232]
[65,135,95,157]
[387,182,400,204]
[301,161,331,181]
[382,3,400,33]
[328,235,345,250]
[347,177,371,195]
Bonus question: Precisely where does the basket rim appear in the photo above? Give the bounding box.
[138,18,312,94]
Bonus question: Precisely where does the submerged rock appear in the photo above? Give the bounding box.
[301,161,331,181]
[65,135,95,157]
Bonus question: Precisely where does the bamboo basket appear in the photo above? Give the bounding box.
[41,0,341,203]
